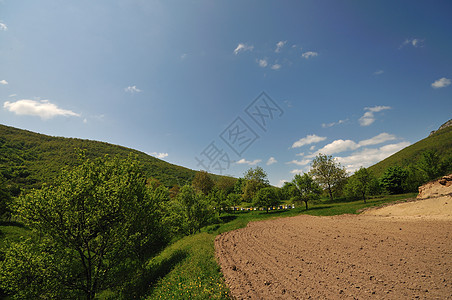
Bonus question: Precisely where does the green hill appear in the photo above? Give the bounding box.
[368,121,452,177]
[0,124,217,196]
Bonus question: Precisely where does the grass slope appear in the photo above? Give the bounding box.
[368,125,452,177]
[0,124,225,193]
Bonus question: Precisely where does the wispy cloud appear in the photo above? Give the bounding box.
[359,105,391,126]
[257,58,268,68]
[287,159,311,166]
[150,152,169,159]
[180,53,187,60]
[359,133,396,146]
[124,85,142,93]
[290,167,310,174]
[400,38,424,48]
[236,158,261,166]
[275,40,287,53]
[0,79,8,85]
[322,119,348,128]
[431,77,451,89]
[374,70,384,75]
[266,157,277,165]
[0,22,7,31]
[302,51,318,59]
[3,99,80,120]
[271,64,281,70]
[233,43,254,55]
[291,134,326,148]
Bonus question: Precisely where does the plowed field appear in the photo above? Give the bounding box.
[215,214,452,299]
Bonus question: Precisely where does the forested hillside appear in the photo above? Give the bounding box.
[0,124,208,195]
[368,122,452,177]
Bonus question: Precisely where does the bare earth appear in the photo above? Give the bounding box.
[215,178,452,299]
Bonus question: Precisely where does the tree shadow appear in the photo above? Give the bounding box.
[219,215,237,223]
[120,249,188,299]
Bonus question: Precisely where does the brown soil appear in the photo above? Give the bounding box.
[216,214,452,299]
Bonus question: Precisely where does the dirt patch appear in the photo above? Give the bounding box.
[215,215,452,299]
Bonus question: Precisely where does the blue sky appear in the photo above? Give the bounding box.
[1,0,451,186]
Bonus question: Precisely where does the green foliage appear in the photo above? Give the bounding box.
[310,154,348,201]
[417,150,442,181]
[192,171,214,195]
[380,166,408,194]
[280,181,295,201]
[243,166,269,185]
[0,155,167,299]
[291,173,322,210]
[215,176,237,195]
[0,174,11,220]
[233,178,245,194]
[344,167,378,202]
[253,187,280,213]
[166,185,216,235]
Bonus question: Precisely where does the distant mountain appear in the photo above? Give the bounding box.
[0,124,221,196]
[368,120,452,177]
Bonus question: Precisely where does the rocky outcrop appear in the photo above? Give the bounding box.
[418,174,452,199]
[429,119,452,136]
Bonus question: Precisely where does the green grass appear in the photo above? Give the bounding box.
[142,193,417,299]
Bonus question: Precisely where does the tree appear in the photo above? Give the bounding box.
[380,166,408,194]
[417,150,442,181]
[146,177,162,190]
[253,187,280,213]
[169,184,180,199]
[168,185,215,235]
[310,154,348,201]
[344,167,376,203]
[233,178,245,194]
[192,171,214,195]
[291,173,322,210]
[215,176,237,195]
[280,181,295,201]
[0,155,166,299]
[242,167,269,202]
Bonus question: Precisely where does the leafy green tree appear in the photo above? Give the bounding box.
[169,184,180,199]
[233,178,245,194]
[146,177,162,190]
[280,181,295,201]
[0,155,166,300]
[168,185,215,235]
[242,167,269,202]
[215,176,237,195]
[227,193,242,207]
[291,173,322,210]
[310,154,348,201]
[417,150,442,181]
[344,167,377,203]
[253,187,280,213]
[380,166,408,194]
[192,171,214,195]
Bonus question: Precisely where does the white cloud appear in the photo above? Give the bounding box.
[0,79,8,85]
[290,167,309,174]
[309,145,316,151]
[236,158,261,166]
[180,53,187,60]
[3,99,80,120]
[322,118,348,128]
[257,58,268,68]
[315,139,360,156]
[287,159,311,166]
[0,22,7,31]
[431,77,451,89]
[307,132,398,158]
[296,152,304,157]
[374,70,384,75]
[401,38,424,48]
[266,157,277,165]
[124,85,142,93]
[150,152,168,159]
[277,179,288,187]
[291,134,326,148]
[271,64,281,70]
[302,51,318,59]
[233,43,254,55]
[337,142,410,172]
[9,94,16,97]
[359,105,391,126]
[275,40,287,53]
[359,132,396,146]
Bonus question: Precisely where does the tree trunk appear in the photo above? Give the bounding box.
[305,200,308,210]
[327,186,333,202]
